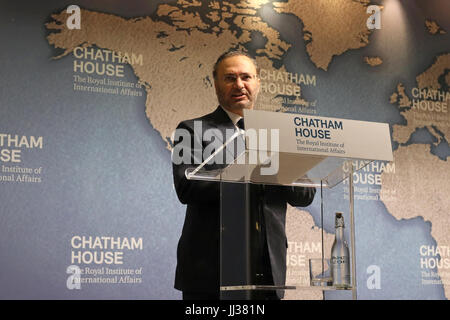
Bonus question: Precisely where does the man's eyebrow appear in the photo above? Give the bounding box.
[224,72,252,75]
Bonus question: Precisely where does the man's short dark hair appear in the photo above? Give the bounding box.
[212,50,259,80]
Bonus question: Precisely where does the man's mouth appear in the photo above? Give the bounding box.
[231,92,247,99]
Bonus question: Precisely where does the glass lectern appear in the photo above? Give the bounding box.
[185,109,393,300]
[186,145,373,300]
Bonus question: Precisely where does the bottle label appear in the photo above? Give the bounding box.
[331,255,350,286]
[331,256,348,264]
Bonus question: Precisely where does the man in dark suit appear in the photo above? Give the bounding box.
[172,51,315,300]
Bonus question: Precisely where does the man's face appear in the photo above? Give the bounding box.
[214,55,260,116]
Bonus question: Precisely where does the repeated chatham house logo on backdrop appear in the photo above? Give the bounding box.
[72,46,145,97]
[66,235,144,290]
[419,245,450,287]
[342,160,397,202]
[0,133,44,184]
[66,5,145,97]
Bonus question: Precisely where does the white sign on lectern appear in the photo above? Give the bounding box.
[244,109,393,162]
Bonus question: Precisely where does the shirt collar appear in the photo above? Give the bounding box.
[220,105,242,126]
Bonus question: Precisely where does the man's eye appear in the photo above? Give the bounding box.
[224,76,236,82]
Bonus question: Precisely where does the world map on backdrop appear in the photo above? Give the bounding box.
[0,0,448,299]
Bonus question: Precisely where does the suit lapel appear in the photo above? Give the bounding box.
[208,106,235,134]
[204,106,244,166]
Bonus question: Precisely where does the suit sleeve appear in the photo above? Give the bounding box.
[172,121,220,206]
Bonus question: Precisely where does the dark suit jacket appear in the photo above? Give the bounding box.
[172,106,315,297]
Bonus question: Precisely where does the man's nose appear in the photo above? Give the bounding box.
[234,77,244,89]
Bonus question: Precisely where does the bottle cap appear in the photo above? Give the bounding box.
[335,212,345,228]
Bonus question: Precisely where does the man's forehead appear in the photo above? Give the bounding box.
[217,55,257,74]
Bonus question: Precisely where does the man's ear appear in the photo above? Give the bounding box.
[255,76,261,94]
